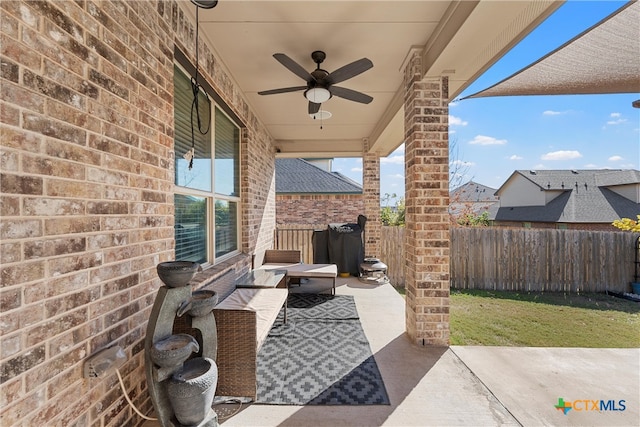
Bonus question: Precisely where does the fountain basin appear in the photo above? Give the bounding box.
[157,261,200,288]
[167,357,218,426]
[149,334,199,368]
[188,290,219,317]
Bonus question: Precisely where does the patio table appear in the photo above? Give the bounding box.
[235,269,287,289]
[284,263,338,295]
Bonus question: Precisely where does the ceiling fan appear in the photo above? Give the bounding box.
[258,51,373,115]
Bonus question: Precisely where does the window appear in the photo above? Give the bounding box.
[174,65,240,264]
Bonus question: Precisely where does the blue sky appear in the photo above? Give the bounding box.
[333,1,639,203]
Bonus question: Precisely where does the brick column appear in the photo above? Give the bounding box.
[363,139,381,258]
[403,51,450,346]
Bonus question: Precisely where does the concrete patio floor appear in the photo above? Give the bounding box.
[217,277,639,427]
[145,276,639,426]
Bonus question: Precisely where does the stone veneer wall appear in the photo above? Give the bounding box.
[0,1,275,425]
[276,194,364,226]
[403,51,450,346]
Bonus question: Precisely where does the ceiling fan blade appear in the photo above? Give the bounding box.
[327,58,373,84]
[258,86,307,96]
[273,53,314,82]
[330,86,373,104]
[308,102,321,115]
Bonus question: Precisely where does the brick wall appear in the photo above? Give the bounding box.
[276,194,365,226]
[0,1,275,425]
[363,141,381,258]
[403,50,450,347]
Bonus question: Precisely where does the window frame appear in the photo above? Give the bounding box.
[173,62,242,266]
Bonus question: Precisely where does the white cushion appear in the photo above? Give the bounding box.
[215,288,287,349]
[285,263,337,278]
[256,262,300,270]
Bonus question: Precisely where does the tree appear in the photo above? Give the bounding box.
[449,136,473,190]
[456,211,490,227]
[612,215,640,232]
[380,193,405,226]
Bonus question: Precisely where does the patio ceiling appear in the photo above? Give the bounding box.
[184,1,562,158]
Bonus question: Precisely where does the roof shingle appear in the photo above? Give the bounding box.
[275,158,362,194]
[491,169,640,223]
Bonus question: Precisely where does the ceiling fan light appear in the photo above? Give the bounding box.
[304,87,331,103]
[191,0,218,8]
[309,110,332,120]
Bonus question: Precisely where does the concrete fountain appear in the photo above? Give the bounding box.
[144,261,219,427]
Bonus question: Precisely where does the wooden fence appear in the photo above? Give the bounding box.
[274,226,317,264]
[275,225,636,293]
[380,226,405,287]
[450,227,635,293]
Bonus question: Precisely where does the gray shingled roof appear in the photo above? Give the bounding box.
[275,158,362,194]
[451,181,499,202]
[491,169,640,223]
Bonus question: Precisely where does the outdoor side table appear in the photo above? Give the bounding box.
[235,269,287,289]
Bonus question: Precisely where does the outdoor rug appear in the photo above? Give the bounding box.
[256,294,390,405]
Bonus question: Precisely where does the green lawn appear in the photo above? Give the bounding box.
[395,287,640,347]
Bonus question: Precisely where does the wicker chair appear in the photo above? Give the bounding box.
[263,249,301,265]
[262,249,301,284]
[175,269,287,399]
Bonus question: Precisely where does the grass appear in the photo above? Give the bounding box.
[395,287,640,347]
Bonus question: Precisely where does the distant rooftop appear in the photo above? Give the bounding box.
[451,181,499,202]
[491,169,640,223]
[275,158,362,194]
[506,169,640,192]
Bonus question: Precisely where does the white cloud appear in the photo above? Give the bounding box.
[449,115,468,126]
[543,110,565,116]
[448,101,458,108]
[606,112,627,125]
[608,155,623,162]
[351,167,363,173]
[381,155,404,165]
[450,159,475,167]
[469,135,507,145]
[583,163,599,169]
[533,163,547,170]
[388,173,404,179]
[540,150,582,161]
[509,155,523,160]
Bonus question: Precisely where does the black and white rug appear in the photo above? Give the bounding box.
[256,294,390,405]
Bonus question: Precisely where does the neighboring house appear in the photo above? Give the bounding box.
[489,169,640,230]
[450,181,498,219]
[275,158,363,226]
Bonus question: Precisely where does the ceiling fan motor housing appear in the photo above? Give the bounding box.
[311,50,326,65]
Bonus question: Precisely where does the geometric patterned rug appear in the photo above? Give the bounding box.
[256,294,390,405]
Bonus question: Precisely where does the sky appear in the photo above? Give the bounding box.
[332,0,639,204]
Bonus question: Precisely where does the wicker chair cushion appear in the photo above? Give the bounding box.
[215,288,288,349]
[255,262,300,271]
